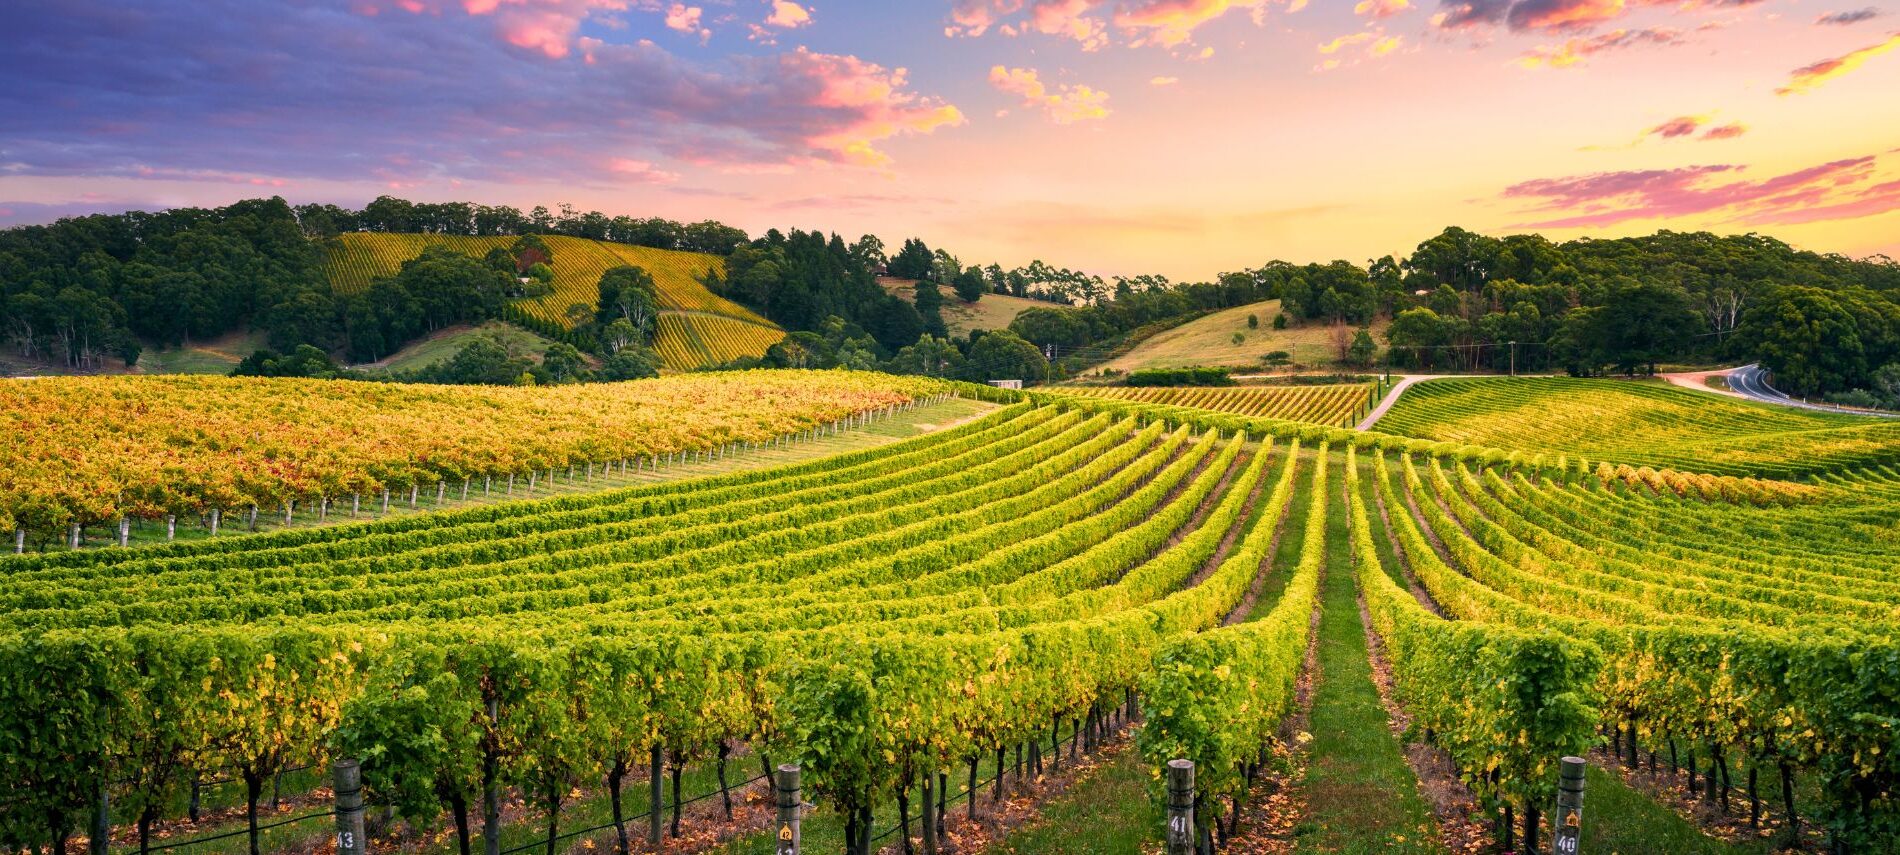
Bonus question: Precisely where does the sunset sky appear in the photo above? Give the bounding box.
[3,0,1898,280]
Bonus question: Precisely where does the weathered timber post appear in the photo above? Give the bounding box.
[334,759,369,855]
[70,522,81,548]
[648,746,663,846]
[118,517,129,547]
[285,501,294,526]
[18,526,27,553]
[436,481,445,504]
[1553,756,1587,855]
[210,508,221,536]
[91,782,109,855]
[774,765,801,855]
[1166,760,1195,855]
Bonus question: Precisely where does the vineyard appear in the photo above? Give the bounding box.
[652,315,791,372]
[1047,383,1376,427]
[2,377,1898,854]
[321,234,783,370]
[1375,377,1900,479]
[0,372,941,547]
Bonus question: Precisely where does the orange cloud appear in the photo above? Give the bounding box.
[1318,31,1376,53]
[1354,0,1411,18]
[1151,75,1181,85]
[664,3,708,40]
[989,66,1112,124]
[766,0,813,28]
[1701,121,1747,140]
[1114,0,1279,48]
[1777,33,1900,95]
[787,48,967,167]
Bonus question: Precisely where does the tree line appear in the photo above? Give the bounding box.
[4,195,1895,397]
[985,228,1899,397]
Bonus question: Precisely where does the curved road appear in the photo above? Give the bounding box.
[1702,364,1899,419]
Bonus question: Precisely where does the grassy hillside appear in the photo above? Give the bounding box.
[360,321,576,373]
[1378,376,1900,479]
[879,277,1048,335]
[1097,300,1391,374]
[323,233,783,370]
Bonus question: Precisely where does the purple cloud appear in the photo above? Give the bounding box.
[1501,155,1899,228]
[0,1,963,188]
[1817,8,1881,25]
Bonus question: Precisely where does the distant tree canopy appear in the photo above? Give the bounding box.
[296,197,748,255]
[4,196,1897,396]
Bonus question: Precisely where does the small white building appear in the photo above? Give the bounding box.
[988,379,1024,390]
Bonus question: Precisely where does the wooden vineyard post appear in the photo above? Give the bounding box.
[774,764,801,855]
[334,759,370,855]
[1166,760,1195,855]
[648,746,663,846]
[1554,756,1587,855]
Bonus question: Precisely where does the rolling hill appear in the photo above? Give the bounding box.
[878,277,1049,336]
[1097,299,1391,374]
[322,233,784,370]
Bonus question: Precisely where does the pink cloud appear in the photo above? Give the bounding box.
[363,0,634,58]
[1502,154,1899,229]
[989,65,1111,124]
[785,48,967,166]
[607,158,680,182]
[1700,121,1747,140]
[947,0,1296,49]
[1355,0,1412,18]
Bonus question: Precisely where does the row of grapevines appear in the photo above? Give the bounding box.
[0,403,1291,855]
[0,371,949,537]
[1376,377,1900,479]
[1371,447,1900,846]
[1053,383,1374,427]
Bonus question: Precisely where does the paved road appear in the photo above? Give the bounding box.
[1356,375,1451,431]
[1704,364,1898,418]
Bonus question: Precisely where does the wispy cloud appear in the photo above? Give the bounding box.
[1777,33,1900,94]
[1502,153,1900,229]
[1514,27,1684,68]
[1435,0,1761,35]
[946,0,1300,50]
[1816,8,1881,26]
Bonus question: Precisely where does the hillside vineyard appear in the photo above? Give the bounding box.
[0,372,943,546]
[1048,383,1377,428]
[323,233,784,369]
[2,388,1899,850]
